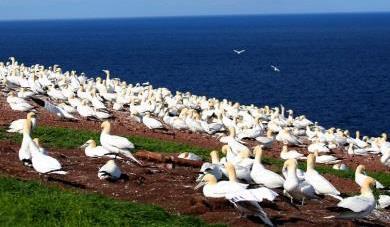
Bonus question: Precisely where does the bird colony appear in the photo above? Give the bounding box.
[1,57,389,226]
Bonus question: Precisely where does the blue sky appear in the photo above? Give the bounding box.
[0,0,389,20]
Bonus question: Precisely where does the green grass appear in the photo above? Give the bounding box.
[0,126,210,158]
[0,176,207,226]
[1,126,389,187]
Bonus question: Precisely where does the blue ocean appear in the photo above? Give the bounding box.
[0,13,389,136]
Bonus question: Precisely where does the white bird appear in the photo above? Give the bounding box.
[276,128,301,145]
[378,195,390,209]
[333,163,349,171]
[98,160,122,180]
[255,129,274,149]
[250,145,285,188]
[280,143,305,160]
[33,138,48,155]
[194,174,247,198]
[282,159,318,204]
[354,165,384,189]
[178,152,202,161]
[313,151,340,164]
[336,177,376,219]
[229,151,253,182]
[47,85,66,100]
[304,154,341,198]
[80,139,116,158]
[8,112,37,133]
[94,110,112,120]
[30,139,67,175]
[100,121,141,164]
[31,97,77,120]
[380,149,390,167]
[77,100,95,118]
[197,150,224,181]
[58,103,77,114]
[270,65,280,72]
[18,119,33,166]
[308,140,330,153]
[142,112,164,129]
[347,143,368,156]
[225,187,275,226]
[17,88,34,98]
[233,49,246,55]
[7,92,34,111]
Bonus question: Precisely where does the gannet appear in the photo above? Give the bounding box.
[31,97,77,119]
[77,100,95,118]
[225,188,275,226]
[333,163,349,171]
[18,119,33,166]
[280,143,305,160]
[7,112,37,133]
[270,65,280,72]
[233,49,246,55]
[30,138,67,175]
[194,174,246,198]
[378,195,390,209]
[178,152,202,161]
[380,149,390,167]
[282,159,318,204]
[94,109,112,120]
[58,103,77,114]
[100,121,141,164]
[7,91,34,111]
[255,130,275,149]
[308,139,330,153]
[17,88,34,98]
[33,138,48,155]
[198,150,224,181]
[347,144,368,156]
[305,154,340,197]
[336,177,376,219]
[313,151,340,164]
[142,112,164,129]
[98,160,122,180]
[224,127,250,154]
[47,85,66,100]
[250,145,285,188]
[80,139,117,158]
[354,165,384,189]
[276,128,302,145]
[229,150,253,182]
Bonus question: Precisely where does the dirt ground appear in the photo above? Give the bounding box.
[0,94,389,226]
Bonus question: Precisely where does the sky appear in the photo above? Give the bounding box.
[0,0,390,21]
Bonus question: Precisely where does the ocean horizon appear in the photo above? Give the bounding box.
[1,13,389,136]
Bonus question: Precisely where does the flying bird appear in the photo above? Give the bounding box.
[233,49,246,55]
[270,65,280,72]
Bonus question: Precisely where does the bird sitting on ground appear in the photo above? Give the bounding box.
[333,177,376,219]
[98,160,122,180]
[8,112,37,133]
[100,121,141,165]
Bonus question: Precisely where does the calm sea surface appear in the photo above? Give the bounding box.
[0,13,389,136]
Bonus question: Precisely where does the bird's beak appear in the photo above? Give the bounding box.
[80,143,88,148]
[194,181,206,190]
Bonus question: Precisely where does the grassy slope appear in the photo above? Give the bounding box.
[0,176,206,227]
[1,126,389,187]
[0,127,210,157]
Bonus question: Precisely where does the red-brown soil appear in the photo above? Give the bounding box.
[0,94,389,226]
